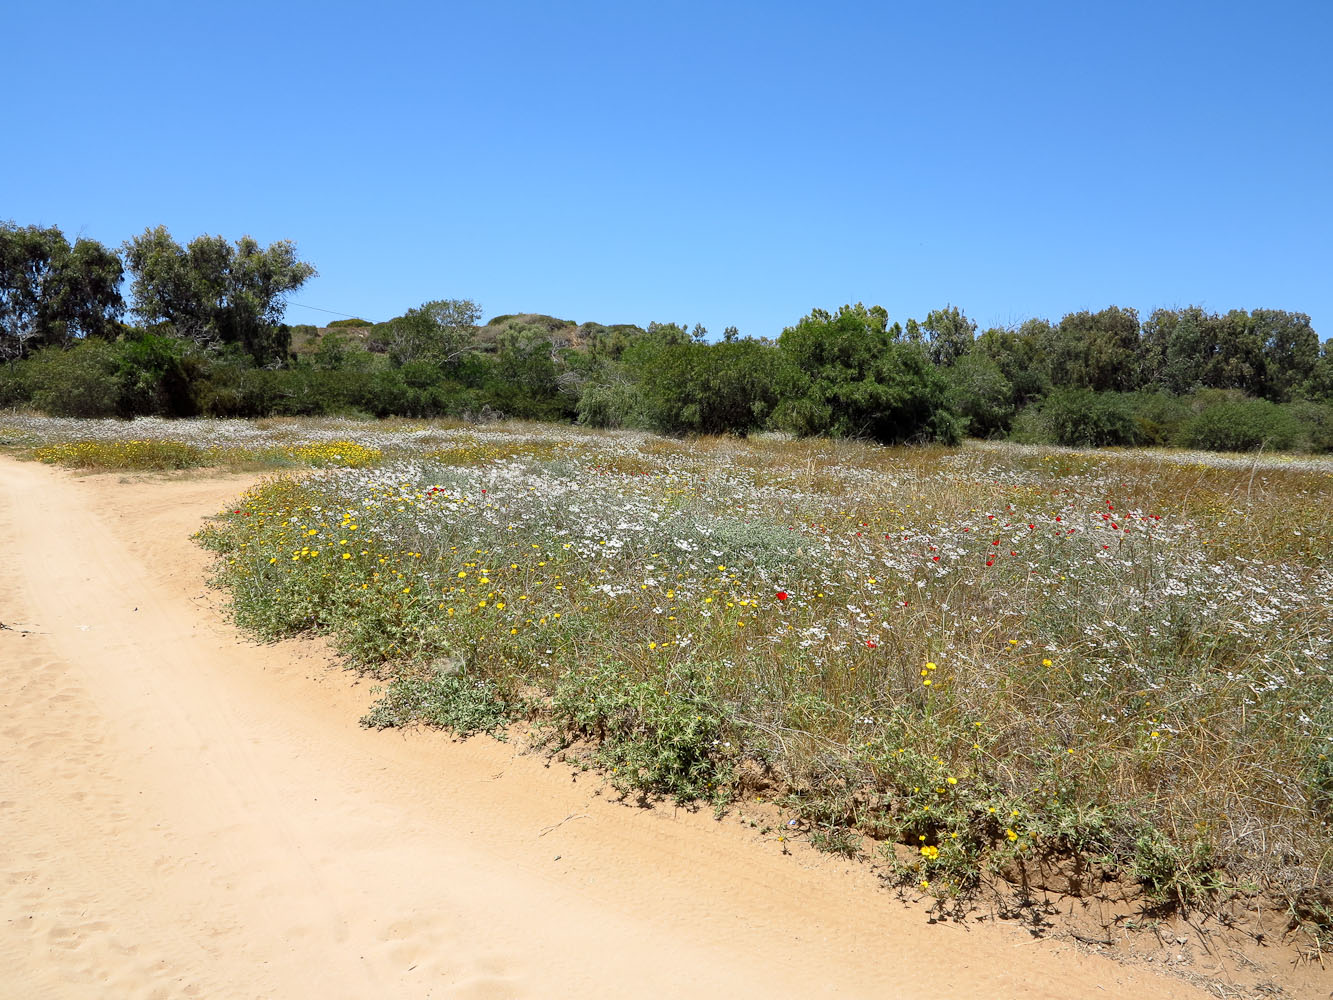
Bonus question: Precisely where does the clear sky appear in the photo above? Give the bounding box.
[6,0,1330,339]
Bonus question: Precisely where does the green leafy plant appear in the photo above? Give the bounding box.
[361,665,514,737]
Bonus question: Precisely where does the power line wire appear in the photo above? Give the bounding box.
[288,301,363,319]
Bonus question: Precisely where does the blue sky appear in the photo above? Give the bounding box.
[6,0,1330,339]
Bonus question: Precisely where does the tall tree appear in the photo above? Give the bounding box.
[1254,309,1318,402]
[1056,306,1141,391]
[123,226,315,364]
[50,237,124,342]
[385,298,481,367]
[773,304,959,444]
[1034,317,1085,389]
[0,222,123,359]
[1144,306,1217,394]
[1209,309,1266,395]
[975,324,1050,405]
[922,305,976,366]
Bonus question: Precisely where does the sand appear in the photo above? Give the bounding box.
[0,455,1227,998]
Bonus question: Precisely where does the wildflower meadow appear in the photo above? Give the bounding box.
[9,414,1331,914]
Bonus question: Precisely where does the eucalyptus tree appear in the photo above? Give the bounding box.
[123,226,315,364]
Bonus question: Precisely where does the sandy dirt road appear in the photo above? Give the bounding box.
[0,456,1219,999]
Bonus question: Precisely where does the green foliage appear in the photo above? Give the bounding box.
[485,313,574,332]
[551,662,731,801]
[1125,392,1190,446]
[810,827,862,858]
[1028,388,1141,447]
[4,244,1327,462]
[385,299,481,367]
[945,352,1014,437]
[310,327,375,373]
[1132,828,1224,906]
[361,666,514,736]
[1254,309,1319,402]
[33,438,212,470]
[1303,708,1333,825]
[702,519,803,576]
[774,304,961,444]
[1060,306,1142,392]
[0,359,23,408]
[922,305,977,367]
[483,323,573,420]
[575,361,642,429]
[1178,395,1303,452]
[578,322,648,361]
[628,338,782,436]
[115,330,200,416]
[20,341,121,417]
[0,221,124,359]
[122,226,315,364]
[975,324,1051,405]
[1289,400,1333,453]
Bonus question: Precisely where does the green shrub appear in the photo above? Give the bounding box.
[1034,388,1140,447]
[361,666,514,736]
[577,362,642,429]
[1132,827,1224,905]
[115,331,200,416]
[1289,400,1333,453]
[0,360,29,408]
[774,307,961,444]
[628,339,782,436]
[945,352,1014,437]
[23,342,121,417]
[1178,396,1302,452]
[1304,709,1333,823]
[551,662,731,801]
[1125,392,1189,446]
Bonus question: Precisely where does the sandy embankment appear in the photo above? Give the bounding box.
[0,455,1225,998]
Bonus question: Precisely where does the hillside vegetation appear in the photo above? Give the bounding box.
[3,221,1331,454]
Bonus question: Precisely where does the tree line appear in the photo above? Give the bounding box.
[2,220,1331,453]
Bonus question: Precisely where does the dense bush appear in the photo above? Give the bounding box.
[1124,392,1190,446]
[774,306,961,445]
[115,331,200,416]
[1,295,1329,458]
[20,342,121,417]
[628,338,782,436]
[1026,388,1141,447]
[575,362,642,429]
[1289,400,1333,453]
[1179,395,1304,452]
[944,352,1014,437]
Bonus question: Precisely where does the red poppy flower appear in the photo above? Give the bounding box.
[776,591,789,601]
